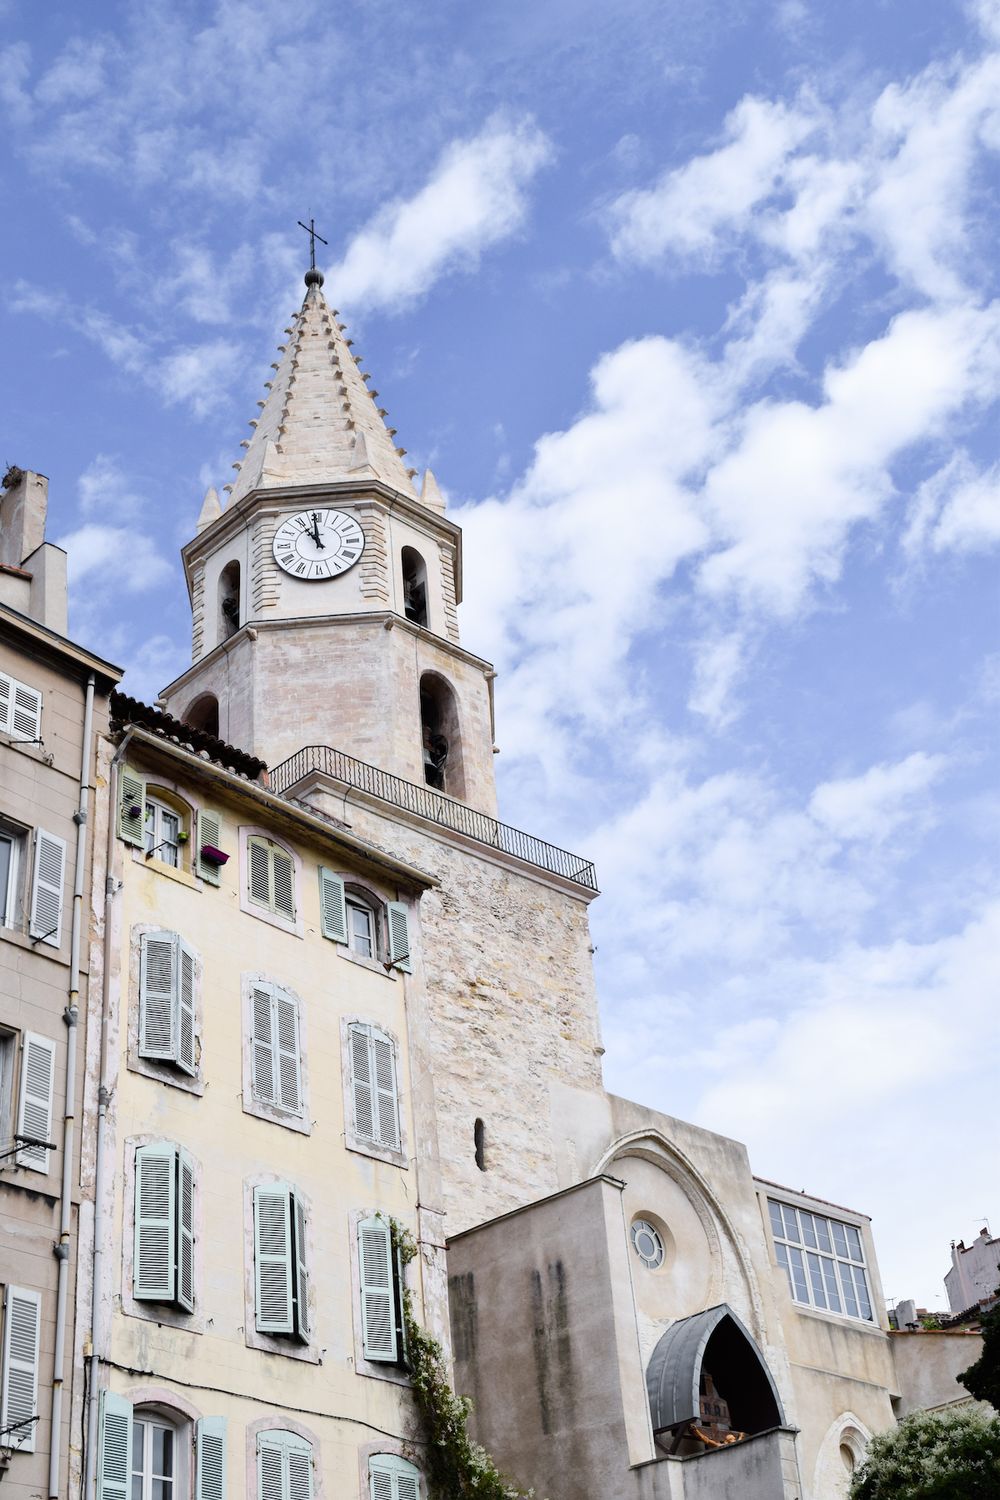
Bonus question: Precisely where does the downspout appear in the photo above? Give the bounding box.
[48,672,95,1499]
[84,726,134,1500]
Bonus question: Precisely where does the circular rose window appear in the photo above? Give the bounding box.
[630,1217,665,1270]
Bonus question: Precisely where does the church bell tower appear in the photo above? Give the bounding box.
[160,267,498,815]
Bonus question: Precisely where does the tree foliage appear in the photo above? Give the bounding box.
[959,1304,1000,1412]
[848,1408,1000,1499]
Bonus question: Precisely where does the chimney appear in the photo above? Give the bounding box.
[1,467,49,569]
[0,466,68,634]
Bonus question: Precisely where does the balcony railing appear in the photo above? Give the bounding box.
[269,744,599,892]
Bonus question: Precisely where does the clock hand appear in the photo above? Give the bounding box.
[309,512,325,549]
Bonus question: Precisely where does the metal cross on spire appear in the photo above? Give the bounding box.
[297,217,328,272]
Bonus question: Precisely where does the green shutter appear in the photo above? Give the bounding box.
[134,1144,177,1302]
[318,867,348,943]
[257,1438,285,1500]
[196,809,223,885]
[251,984,277,1104]
[177,943,197,1076]
[349,1024,375,1141]
[359,1215,397,1362]
[274,991,302,1116]
[117,768,146,846]
[196,1417,227,1500]
[272,849,295,919]
[254,1184,294,1334]
[370,1457,420,1500]
[386,902,412,972]
[258,1434,312,1500]
[178,1150,196,1312]
[96,1392,133,1500]
[248,839,272,907]
[139,931,178,1062]
[371,1029,401,1150]
[292,1192,309,1337]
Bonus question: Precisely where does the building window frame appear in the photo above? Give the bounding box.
[767,1197,875,1323]
[242,1177,319,1365]
[240,975,310,1136]
[0,819,26,931]
[144,792,186,870]
[127,925,205,1097]
[239,827,303,939]
[121,1138,206,1335]
[341,1019,407,1169]
[349,1209,412,1387]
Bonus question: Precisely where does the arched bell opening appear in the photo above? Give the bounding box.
[219,560,241,641]
[646,1304,784,1456]
[183,692,220,739]
[419,672,466,800]
[401,546,429,628]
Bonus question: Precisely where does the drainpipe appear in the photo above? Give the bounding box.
[47,673,95,1499]
[84,727,134,1500]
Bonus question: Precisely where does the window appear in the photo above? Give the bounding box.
[219,561,240,642]
[29,829,65,947]
[96,1395,226,1500]
[401,547,428,628]
[134,1144,195,1311]
[349,1024,401,1152]
[474,1118,486,1172]
[248,837,295,921]
[249,983,303,1119]
[0,1029,15,1153]
[630,1218,665,1271]
[419,672,465,799]
[15,1032,56,1173]
[319,871,411,972]
[145,796,182,868]
[0,671,42,743]
[369,1455,420,1500]
[253,1185,309,1340]
[768,1199,874,1321]
[0,821,25,929]
[347,894,377,959]
[139,931,197,1076]
[358,1215,407,1366]
[256,1430,313,1500]
[0,1285,41,1452]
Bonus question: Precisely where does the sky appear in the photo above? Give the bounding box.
[2,0,998,1308]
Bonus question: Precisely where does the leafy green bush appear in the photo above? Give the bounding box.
[959,1304,1000,1411]
[848,1408,1000,1499]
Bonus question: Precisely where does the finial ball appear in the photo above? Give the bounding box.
[304,267,325,288]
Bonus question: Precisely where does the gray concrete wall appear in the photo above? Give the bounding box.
[891,1330,984,1416]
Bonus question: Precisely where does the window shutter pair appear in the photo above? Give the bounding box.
[15,1032,56,1172]
[96,1395,225,1500]
[0,672,42,744]
[28,829,65,947]
[350,1023,400,1151]
[319,870,412,971]
[257,1431,313,1500]
[0,1285,41,1452]
[139,931,197,1075]
[134,1144,195,1312]
[250,983,303,1116]
[249,839,295,920]
[253,1185,309,1339]
[117,767,146,847]
[369,1455,420,1500]
[358,1215,405,1365]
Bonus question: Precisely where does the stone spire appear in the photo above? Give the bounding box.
[225,272,420,505]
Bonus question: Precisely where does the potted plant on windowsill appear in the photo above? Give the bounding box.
[199,844,229,867]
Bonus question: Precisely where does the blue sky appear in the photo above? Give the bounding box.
[3,0,998,1306]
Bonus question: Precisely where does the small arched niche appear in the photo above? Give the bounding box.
[646,1304,783,1450]
[419,672,465,799]
[218,560,241,641]
[401,547,429,628]
[183,693,220,739]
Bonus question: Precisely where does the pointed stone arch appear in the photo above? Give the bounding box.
[646,1303,784,1438]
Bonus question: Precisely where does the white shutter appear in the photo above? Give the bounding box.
[386,902,412,973]
[287,1447,312,1500]
[257,1439,285,1500]
[178,1151,196,1312]
[16,1032,56,1171]
[254,1185,294,1334]
[96,1391,133,1500]
[350,1025,375,1141]
[258,1434,312,1500]
[196,809,223,885]
[272,849,295,919]
[395,1469,419,1500]
[292,1193,309,1338]
[371,1029,400,1150]
[0,1286,41,1453]
[274,992,302,1116]
[369,1457,420,1500]
[139,932,177,1062]
[134,1144,176,1302]
[117,767,146,847]
[251,985,277,1104]
[196,1417,227,1500]
[248,839,271,906]
[370,1469,393,1500]
[177,943,197,1076]
[318,868,348,943]
[29,829,65,946]
[11,680,42,743]
[0,673,11,736]
[359,1215,397,1362]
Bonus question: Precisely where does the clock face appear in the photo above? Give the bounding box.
[272,508,366,580]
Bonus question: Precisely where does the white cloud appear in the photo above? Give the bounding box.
[35,37,109,107]
[155,340,243,417]
[328,116,553,314]
[809,752,948,843]
[78,454,146,521]
[57,524,173,593]
[905,453,1000,556]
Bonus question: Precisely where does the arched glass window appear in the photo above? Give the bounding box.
[131,1409,186,1500]
[144,788,192,870]
[419,673,465,800]
[219,561,240,641]
[401,547,428,628]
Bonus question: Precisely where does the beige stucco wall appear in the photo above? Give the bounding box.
[890,1329,983,1416]
[79,735,447,1495]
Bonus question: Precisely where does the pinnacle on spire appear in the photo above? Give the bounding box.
[225,279,429,505]
[196,486,222,533]
[420,469,446,512]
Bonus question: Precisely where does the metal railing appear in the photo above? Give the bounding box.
[269,744,598,891]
